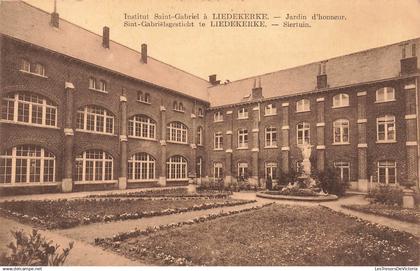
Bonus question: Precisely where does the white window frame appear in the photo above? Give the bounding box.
[296,122,310,145]
[213,162,223,179]
[75,150,113,182]
[88,77,108,93]
[238,162,248,178]
[264,103,277,116]
[376,115,396,143]
[128,153,155,181]
[332,93,350,108]
[296,99,310,112]
[334,161,350,182]
[265,162,278,180]
[1,93,57,128]
[198,108,204,117]
[214,111,223,122]
[377,161,397,184]
[128,115,156,140]
[238,108,249,119]
[197,127,203,146]
[166,122,188,144]
[76,105,114,135]
[196,157,203,178]
[333,119,350,144]
[214,132,223,150]
[375,87,395,103]
[167,156,188,181]
[238,129,249,149]
[265,126,278,147]
[137,91,151,104]
[19,59,47,78]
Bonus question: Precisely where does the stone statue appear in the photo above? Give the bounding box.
[298,143,313,176]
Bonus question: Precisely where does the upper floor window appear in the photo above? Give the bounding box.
[197,127,203,146]
[76,105,114,134]
[377,161,396,184]
[214,132,223,150]
[238,129,248,149]
[238,108,249,119]
[296,99,310,112]
[376,87,395,103]
[75,150,113,182]
[1,92,57,127]
[297,122,310,145]
[265,126,277,147]
[333,93,349,108]
[20,59,46,77]
[377,115,395,142]
[137,91,151,104]
[173,101,185,112]
[198,108,204,117]
[214,111,223,122]
[213,162,223,179]
[333,119,350,144]
[128,115,156,140]
[89,77,107,93]
[167,155,188,180]
[167,121,188,143]
[265,103,277,116]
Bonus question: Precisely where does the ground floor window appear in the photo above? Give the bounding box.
[238,162,248,178]
[213,162,223,179]
[0,145,55,184]
[167,155,188,180]
[196,157,203,178]
[334,161,350,182]
[265,162,278,180]
[128,153,155,180]
[75,150,113,181]
[378,161,397,184]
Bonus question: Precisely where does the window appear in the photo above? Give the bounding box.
[296,99,310,112]
[20,59,46,77]
[0,145,55,184]
[76,105,114,134]
[197,127,203,146]
[167,155,188,180]
[213,162,223,179]
[167,122,188,143]
[128,153,155,181]
[238,162,248,178]
[265,103,277,116]
[265,126,277,147]
[378,161,397,184]
[265,162,278,180]
[137,91,151,104]
[238,129,248,148]
[88,77,107,93]
[238,108,248,119]
[198,108,204,117]
[377,115,395,142]
[297,122,310,145]
[214,132,223,150]
[196,157,203,178]
[173,101,185,112]
[333,93,349,108]
[214,111,223,122]
[173,101,178,110]
[128,115,156,139]
[333,119,350,144]
[1,93,57,127]
[376,87,395,103]
[75,150,113,181]
[334,161,350,182]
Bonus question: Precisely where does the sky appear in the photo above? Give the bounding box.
[24,0,420,82]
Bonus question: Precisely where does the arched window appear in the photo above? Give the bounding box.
[173,101,178,110]
[166,155,188,180]
[0,145,55,184]
[144,93,151,103]
[198,108,204,117]
[128,115,156,139]
[376,87,395,103]
[178,103,185,112]
[297,122,310,145]
[265,126,277,147]
[1,92,57,127]
[128,153,155,181]
[167,122,188,143]
[296,99,310,112]
[333,119,350,144]
[333,93,349,108]
[197,126,203,145]
[75,150,113,181]
[137,91,143,101]
[76,105,114,134]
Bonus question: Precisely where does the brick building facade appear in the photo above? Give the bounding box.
[0,2,419,194]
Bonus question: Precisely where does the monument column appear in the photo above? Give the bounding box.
[316,97,326,171]
[357,91,368,192]
[251,104,261,186]
[62,82,75,193]
[159,105,167,186]
[281,102,290,173]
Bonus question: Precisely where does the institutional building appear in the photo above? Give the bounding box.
[0,1,419,195]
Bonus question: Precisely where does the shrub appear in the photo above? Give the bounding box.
[277,168,300,186]
[368,185,403,206]
[280,186,318,197]
[312,167,348,196]
[0,229,73,266]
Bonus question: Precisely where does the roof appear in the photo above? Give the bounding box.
[208,37,420,107]
[0,1,211,102]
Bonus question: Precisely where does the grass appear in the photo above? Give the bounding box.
[105,204,419,266]
[342,204,420,223]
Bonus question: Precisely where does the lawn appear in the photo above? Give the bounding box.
[0,197,249,229]
[101,204,419,266]
[342,204,420,223]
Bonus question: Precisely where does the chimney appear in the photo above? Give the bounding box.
[251,78,263,99]
[317,61,328,89]
[50,0,59,28]
[141,44,147,63]
[102,26,110,49]
[209,74,220,85]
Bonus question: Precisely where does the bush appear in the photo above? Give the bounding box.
[279,186,318,197]
[0,229,73,266]
[368,185,404,206]
[312,167,348,196]
[278,168,300,186]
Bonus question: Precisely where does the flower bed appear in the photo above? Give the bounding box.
[96,204,418,266]
[0,198,254,229]
[86,189,232,199]
[342,204,420,223]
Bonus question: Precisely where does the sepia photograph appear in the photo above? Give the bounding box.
[0,0,419,269]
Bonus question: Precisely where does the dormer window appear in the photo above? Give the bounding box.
[238,108,248,119]
[20,59,46,77]
[296,99,310,112]
[264,103,277,116]
[89,77,108,93]
[214,111,223,122]
[375,87,395,103]
[332,93,349,108]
